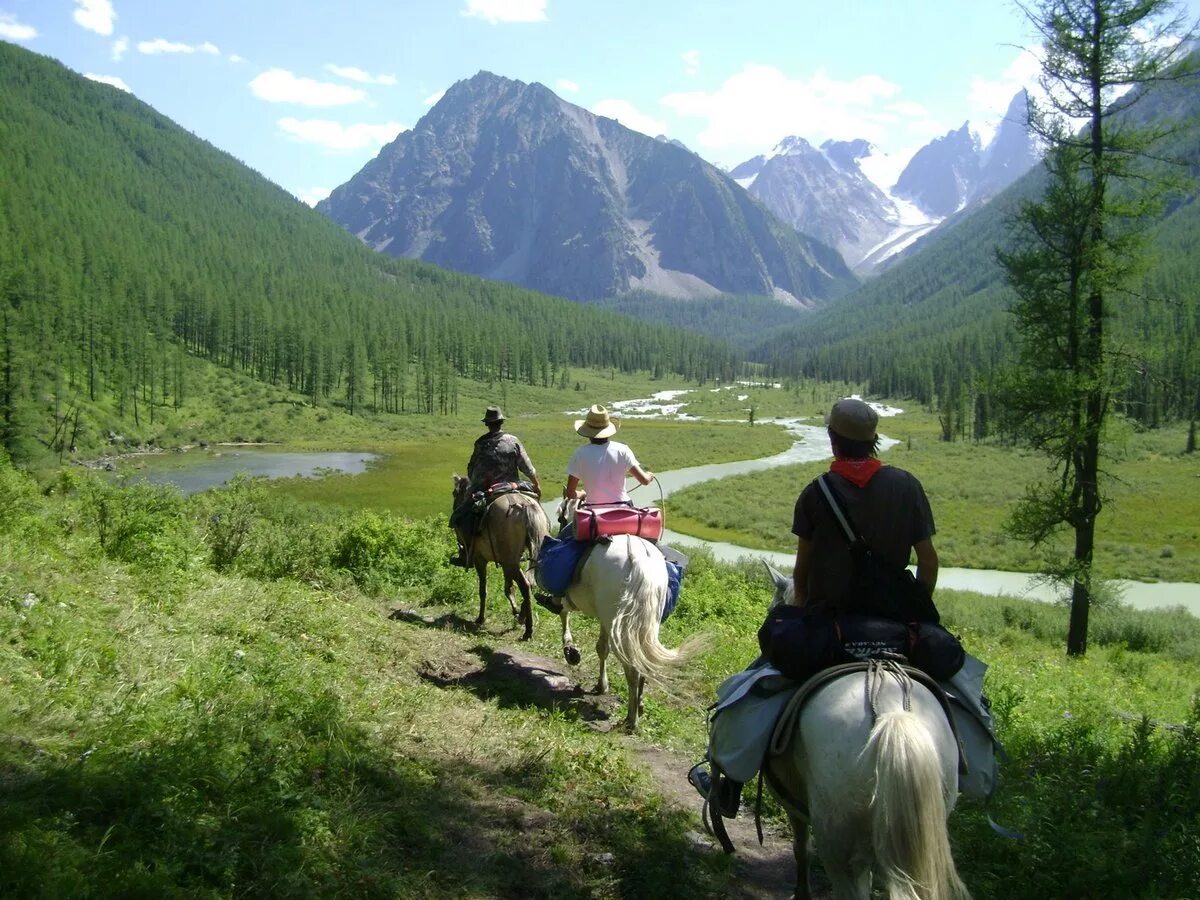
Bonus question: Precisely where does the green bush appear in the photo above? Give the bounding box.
[331,512,451,591]
[80,479,199,572]
[194,475,268,571]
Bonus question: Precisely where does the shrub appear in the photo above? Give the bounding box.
[331,513,450,591]
[80,479,198,572]
[193,475,268,571]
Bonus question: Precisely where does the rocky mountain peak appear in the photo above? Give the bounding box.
[318,73,856,305]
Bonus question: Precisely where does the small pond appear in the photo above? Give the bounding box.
[115,448,379,496]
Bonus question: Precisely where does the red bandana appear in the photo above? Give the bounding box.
[830,457,882,488]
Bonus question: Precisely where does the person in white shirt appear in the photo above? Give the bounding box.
[566,405,654,504]
[535,404,655,615]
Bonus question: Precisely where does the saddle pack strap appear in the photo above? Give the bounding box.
[484,480,538,498]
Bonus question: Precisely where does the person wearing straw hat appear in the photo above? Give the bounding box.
[565,404,654,506]
[449,405,541,567]
[534,404,656,614]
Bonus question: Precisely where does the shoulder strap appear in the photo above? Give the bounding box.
[816,474,865,548]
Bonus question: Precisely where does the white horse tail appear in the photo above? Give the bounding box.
[608,537,701,683]
[865,711,970,900]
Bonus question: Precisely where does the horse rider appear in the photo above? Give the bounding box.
[565,404,655,508]
[689,397,940,818]
[449,406,541,568]
[535,404,655,613]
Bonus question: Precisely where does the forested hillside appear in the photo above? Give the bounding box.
[753,56,1200,433]
[0,43,736,463]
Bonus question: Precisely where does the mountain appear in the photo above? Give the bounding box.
[750,65,1200,429]
[319,72,856,306]
[0,43,738,462]
[730,91,1039,273]
[731,136,939,273]
[893,90,1039,217]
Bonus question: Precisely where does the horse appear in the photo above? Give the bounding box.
[452,475,550,640]
[549,497,702,732]
[761,566,969,900]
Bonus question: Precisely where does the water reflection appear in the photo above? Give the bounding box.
[118,448,379,496]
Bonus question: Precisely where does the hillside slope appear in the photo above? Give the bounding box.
[752,59,1200,427]
[0,44,737,462]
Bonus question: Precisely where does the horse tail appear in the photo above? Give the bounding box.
[865,711,970,900]
[511,495,549,563]
[608,537,703,683]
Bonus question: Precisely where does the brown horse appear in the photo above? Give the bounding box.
[452,475,550,640]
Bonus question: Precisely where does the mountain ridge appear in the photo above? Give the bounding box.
[320,71,857,305]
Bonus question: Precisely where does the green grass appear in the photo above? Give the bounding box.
[668,402,1200,582]
[4,434,1199,898]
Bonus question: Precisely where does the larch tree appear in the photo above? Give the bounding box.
[1000,0,1196,655]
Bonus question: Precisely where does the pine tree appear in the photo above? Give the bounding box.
[1001,0,1195,655]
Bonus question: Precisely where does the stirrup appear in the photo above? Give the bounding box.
[688,764,740,818]
[534,593,563,615]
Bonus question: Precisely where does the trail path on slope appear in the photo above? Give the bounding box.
[394,606,815,899]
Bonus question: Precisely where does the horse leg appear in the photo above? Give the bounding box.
[594,627,610,695]
[561,612,581,665]
[474,561,488,626]
[621,662,644,733]
[788,813,813,900]
[502,570,520,619]
[510,565,534,641]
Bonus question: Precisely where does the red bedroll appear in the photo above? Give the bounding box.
[575,504,664,542]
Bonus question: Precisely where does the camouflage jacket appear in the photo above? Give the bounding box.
[467,431,536,491]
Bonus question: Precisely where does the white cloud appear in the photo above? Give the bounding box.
[681,49,700,76]
[85,72,131,92]
[662,63,904,153]
[462,0,547,24]
[250,69,367,107]
[297,186,332,206]
[0,14,37,41]
[325,64,398,86]
[423,89,445,106]
[228,54,245,64]
[137,38,220,55]
[592,99,667,138]
[73,0,115,36]
[111,35,128,60]
[556,78,579,94]
[277,117,405,151]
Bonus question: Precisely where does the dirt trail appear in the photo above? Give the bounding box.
[398,615,806,899]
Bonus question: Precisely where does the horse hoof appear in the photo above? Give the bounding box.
[474,616,484,626]
[564,645,582,666]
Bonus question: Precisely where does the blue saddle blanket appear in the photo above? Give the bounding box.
[535,536,683,622]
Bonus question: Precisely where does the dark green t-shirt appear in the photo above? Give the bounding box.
[792,466,935,613]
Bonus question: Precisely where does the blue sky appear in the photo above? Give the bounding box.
[3,0,1198,205]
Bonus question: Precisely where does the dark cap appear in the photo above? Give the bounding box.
[825,398,878,442]
[482,406,506,425]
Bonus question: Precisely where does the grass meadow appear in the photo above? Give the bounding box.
[667,399,1200,583]
[2,450,1198,898]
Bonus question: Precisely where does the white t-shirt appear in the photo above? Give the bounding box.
[567,440,640,505]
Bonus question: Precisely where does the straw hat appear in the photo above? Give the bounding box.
[574,404,620,439]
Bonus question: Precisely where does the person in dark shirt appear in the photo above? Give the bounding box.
[689,397,939,820]
[792,397,938,609]
[450,406,541,567]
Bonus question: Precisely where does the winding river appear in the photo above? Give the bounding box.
[560,389,1200,616]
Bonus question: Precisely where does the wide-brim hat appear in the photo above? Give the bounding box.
[575,404,619,439]
[482,406,506,425]
[826,398,878,442]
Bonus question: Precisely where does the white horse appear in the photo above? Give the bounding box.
[763,566,969,900]
[552,497,701,732]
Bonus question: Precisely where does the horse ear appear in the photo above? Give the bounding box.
[763,561,787,588]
